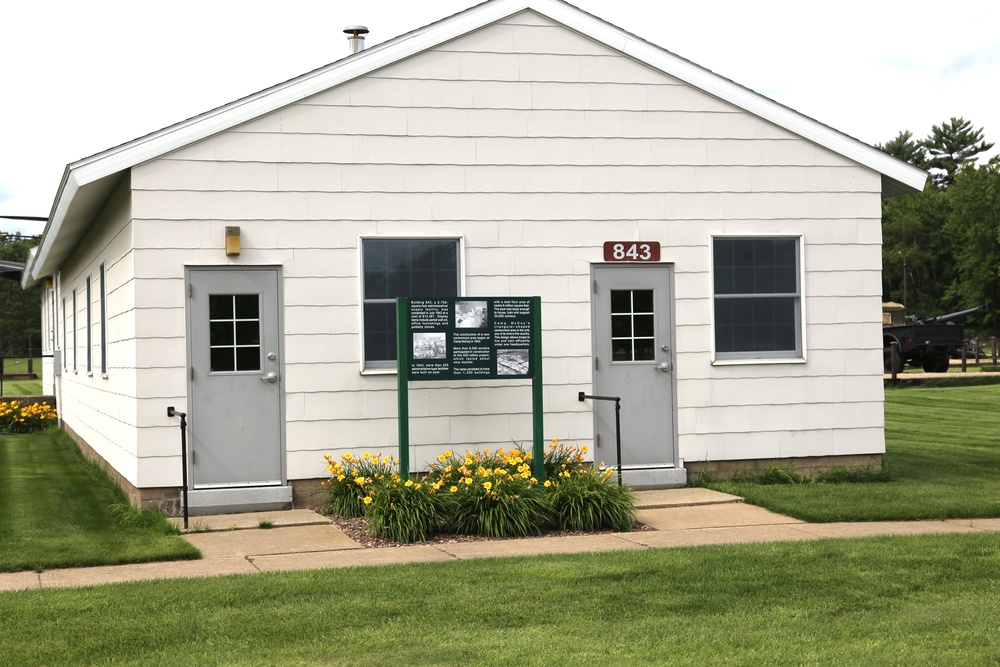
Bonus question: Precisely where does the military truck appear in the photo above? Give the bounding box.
[882,305,987,373]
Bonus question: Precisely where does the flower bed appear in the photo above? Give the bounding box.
[0,399,58,434]
[322,442,636,543]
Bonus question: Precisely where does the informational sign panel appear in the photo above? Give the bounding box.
[407,297,536,381]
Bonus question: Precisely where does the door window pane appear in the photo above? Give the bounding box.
[209,294,261,372]
[610,289,656,362]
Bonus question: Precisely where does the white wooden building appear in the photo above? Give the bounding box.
[22,0,926,514]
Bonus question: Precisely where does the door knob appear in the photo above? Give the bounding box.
[261,372,278,383]
[656,362,671,373]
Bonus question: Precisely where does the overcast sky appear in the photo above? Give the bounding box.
[2,0,998,236]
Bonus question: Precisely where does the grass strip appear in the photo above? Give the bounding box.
[0,378,42,397]
[707,384,1000,521]
[0,430,200,572]
[2,532,999,666]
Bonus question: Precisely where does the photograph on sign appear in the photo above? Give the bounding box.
[413,332,446,359]
[455,300,487,328]
[497,349,530,375]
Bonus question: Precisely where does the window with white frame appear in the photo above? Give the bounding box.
[713,236,802,360]
[72,289,77,371]
[99,263,107,375]
[86,276,92,373]
[361,238,460,369]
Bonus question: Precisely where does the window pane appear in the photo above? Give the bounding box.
[209,295,232,319]
[364,302,396,362]
[634,338,655,361]
[610,291,631,313]
[387,269,412,296]
[716,296,797,353]
[611,315,632,338]
[235,321,260,346]
[612,340,632,362]
[235,295,259,320]
[633,314,654,338]
[210,321,234,346]
[236,346,261,372]
[211,348,235,372]
[715,238,798,296]
[632,290,654,313]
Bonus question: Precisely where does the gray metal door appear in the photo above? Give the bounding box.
[592,264,679,476]
[187,267,283,488]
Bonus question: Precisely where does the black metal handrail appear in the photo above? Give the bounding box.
[578,392,623,486]
[167,406,190,529]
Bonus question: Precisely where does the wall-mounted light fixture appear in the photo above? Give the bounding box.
[225,226,241,256]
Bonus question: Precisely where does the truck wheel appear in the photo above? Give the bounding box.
[934,354,951,373]
[922,353,950,373]
[884,348,904,374]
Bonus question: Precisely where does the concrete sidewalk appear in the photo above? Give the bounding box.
[4,488,1000,592]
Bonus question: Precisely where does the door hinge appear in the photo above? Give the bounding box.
[190,450,196,465]
[190,367,194,381]
[596,433,601,448]
[595,357,599,370]
[593,279,598,294]
[188,283,192,298]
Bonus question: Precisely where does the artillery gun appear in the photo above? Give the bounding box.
[883,305,987,373]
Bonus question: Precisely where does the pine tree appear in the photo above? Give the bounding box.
[922,117,994,187]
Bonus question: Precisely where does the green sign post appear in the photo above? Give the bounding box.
[396,296,544,481]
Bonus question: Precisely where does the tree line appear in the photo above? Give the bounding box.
[878,117,999,336]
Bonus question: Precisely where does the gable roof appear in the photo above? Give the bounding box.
[23,0,927,284]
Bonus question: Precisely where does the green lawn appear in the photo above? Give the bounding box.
[2,356,43,396]
[0,377,43,396]
[2,532,999,666]
[707,383,1000,521]
[0,429,200,572]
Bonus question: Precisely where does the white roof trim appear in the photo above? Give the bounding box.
[25,0,926,282]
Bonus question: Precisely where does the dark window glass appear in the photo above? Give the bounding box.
[235,346,260,372]
[209,293,261,372]
[99,263,107,375]
[362,239,459,365]
[235,321,260,346]
[211,348,235,372]
[609,289,655,362]
[235,295,259,320]
[714,238,800,356]
[611,315,632,338]
[209,294,232,319]
[210,321,234,346]
[633,290,654,313]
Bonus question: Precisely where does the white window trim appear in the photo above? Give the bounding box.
[709,234,807,365]
[357,235,466,375]
[99,262,108,377]
[72,288,78,373]
[85,275,92,375]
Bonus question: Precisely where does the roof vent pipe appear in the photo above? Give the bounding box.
[344,25,369,54]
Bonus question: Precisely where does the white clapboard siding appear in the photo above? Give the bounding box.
[121,11,888,485]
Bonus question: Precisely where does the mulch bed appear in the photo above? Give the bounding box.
[327,514,653,549]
